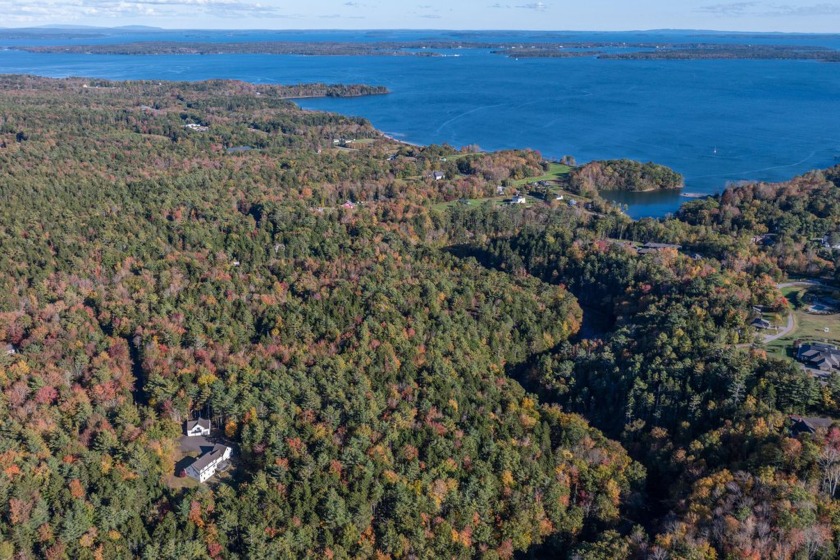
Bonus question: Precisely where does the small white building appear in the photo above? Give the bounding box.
[185,444,232,483]
[511,196,527,205]
[3,344,15,355]
[822,235,840,251]
[432,171,445,181]
[186,418,211,437]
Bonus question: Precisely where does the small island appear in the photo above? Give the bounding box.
[566,159,684,195]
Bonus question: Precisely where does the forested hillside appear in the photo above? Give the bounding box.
[0,76,639,559]
[0,76,838,559]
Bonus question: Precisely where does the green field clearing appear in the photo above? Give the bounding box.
[431,162,583,212]
[513,163,571,186]
[765,285,840,359]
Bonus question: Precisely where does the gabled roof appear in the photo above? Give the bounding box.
[187,418,211,431]
[797,343,840,369]
[804,417,836,430]
[190,444,229,474]
[790,416,836,436]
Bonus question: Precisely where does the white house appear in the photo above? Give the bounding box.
[185,444,232,483]
[822,235,840,251]
[186,418,211,437]
[432,171,445,181]
[511,196,527,205]
[3,344,15,355]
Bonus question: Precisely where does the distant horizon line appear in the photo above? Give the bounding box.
[1,25,839,36]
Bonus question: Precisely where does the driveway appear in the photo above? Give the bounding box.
[762,312,796,343]
[178,435,216,455]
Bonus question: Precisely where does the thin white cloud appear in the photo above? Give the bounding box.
[698,1,840,17]
[517,2,548,10]
[697,2,759,16]
[0,0,834,31]
[0,0,295,23]
[488,2,549,11]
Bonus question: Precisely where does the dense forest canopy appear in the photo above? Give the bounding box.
[566,160,684,195]
[0,75,838,559]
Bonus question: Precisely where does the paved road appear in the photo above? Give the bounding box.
[762,311,796,343]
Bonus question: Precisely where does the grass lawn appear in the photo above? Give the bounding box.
[513,163,571,186]
[164,473,199,490]
[166,448,201,490]
[765,285,840,359]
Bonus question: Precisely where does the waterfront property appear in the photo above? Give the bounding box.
[185,444,232,483]
[186,418,211,437]
[797,342,840,372]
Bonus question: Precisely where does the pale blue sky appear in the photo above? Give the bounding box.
[1,0,839,32]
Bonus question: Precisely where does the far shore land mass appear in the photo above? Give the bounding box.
[15,40,840,62]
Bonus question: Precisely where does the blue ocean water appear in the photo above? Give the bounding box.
[1,29,839,218]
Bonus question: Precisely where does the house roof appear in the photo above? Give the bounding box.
[642,242,682,250]
[190,444,229,474]
[791,416,836,435]
[803,417,836,430]
[797,343,840,369]
[187,418,211,431]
